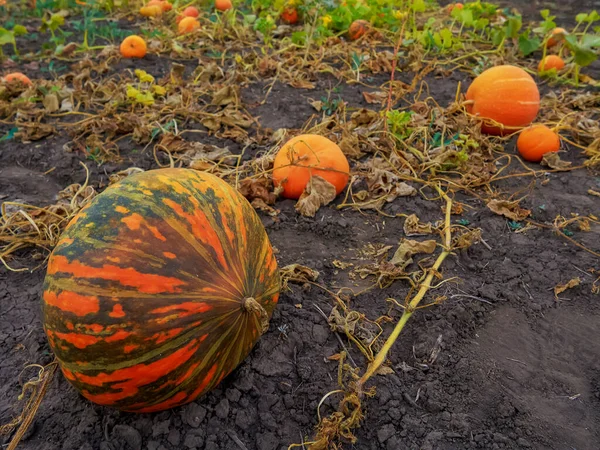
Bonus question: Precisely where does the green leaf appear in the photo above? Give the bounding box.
[581,33,600,48]
[440,28,453,48]
[518,33,540,56]
[491,28,506,46]
[0,28,15,47]
[12,25,27,37]
[411,0,426,13]
[565,35,598,66]
[540,9,549,19]
[505,16,522,39]
[460,9,474,27]
[587,10,600,23]
[575,13,588,23]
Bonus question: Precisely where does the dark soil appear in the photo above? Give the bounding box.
[2,3,600,450]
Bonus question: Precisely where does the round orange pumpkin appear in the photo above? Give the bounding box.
[465,65,540,135]
[147,0,172,11]
[538,55,565,72]
[178,16,200,34]
[281,7,298,24]
[140,4,163,17]
[517,125,560,162]
[215,0,232,11]
[120,35,147,58]
[546,27,567,47]
[182,6,199,17]
[2,72,32,86]
[447,2,463,13]
[348,20,369,41]
[42,168,280,412]
[273,134,350,200]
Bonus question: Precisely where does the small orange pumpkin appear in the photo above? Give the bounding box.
[178,16,200,34]
[140,4,163,17]
[273,135,350,200]
[182,6,199,17]
[538,55,565,72]
[281,7,298,24]
[348,20,369,41]
[147,0,172,11]
[120,35,147,58]
[465,65,540,135]
[517,125,560,162]
[2,72,32,86]
[546,27,567,47]
[215,0,232,11]
[447,3,463,13]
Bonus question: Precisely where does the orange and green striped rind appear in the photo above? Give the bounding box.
[43,168,279,412]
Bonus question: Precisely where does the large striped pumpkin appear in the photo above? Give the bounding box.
[42,168,280,412]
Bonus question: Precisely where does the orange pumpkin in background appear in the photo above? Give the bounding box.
[348,20,369,40]
[183,6,199,17]
[465,65,540,135]
[178,16,200,34]
[215,0,232,11]
[447,3,464,13]
[140,4,163,17]
[120,35,147,58]
[517,125,560,162]
[2,72,32,86]
[281,7,299,24]
[546,27,567,47]
[147,0,172,11]
[273,135,350,200]
[538,55,565,72]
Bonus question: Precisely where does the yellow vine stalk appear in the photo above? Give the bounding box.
[358,185,453,386]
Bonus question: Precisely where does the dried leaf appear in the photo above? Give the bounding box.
[43,93,60,112]
[211,85,237,106]
[250,198,279,216]
[541,153,572,171]
[374,365,395,376]
[487,199,531,222]
[289,79,315,89]
[239,177,277,205]
[280,263,319,290]
[109,167,145,185]
[403,214,433,236]
[390,239,437,269]
[351,109,379,126]
[362,90,387,104]
[295,176,337,217]
[332,260,353,269]
[554,277,581,298]
[309,99,323,111]
[588,189,600,197]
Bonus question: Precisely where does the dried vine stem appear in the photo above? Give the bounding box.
[357,184,453,386]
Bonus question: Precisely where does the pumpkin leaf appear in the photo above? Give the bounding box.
[390,239,437,269]
[135,69,155,83]
[239,177,277,205]
[541,153,572,171]
[280,263,319,290]
[518,33,541,56]
[486,199,531,222]
[554,277,581,298]
[295,175,337,217]
[0,28,16,46]
[403,214,434,236]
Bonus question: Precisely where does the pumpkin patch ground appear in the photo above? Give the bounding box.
[1,1,599,450]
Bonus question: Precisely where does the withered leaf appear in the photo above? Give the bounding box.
[554,277,581,298]
[403,214,433,236]
[362,90,387,104]
[109,167,145,185]
[250,198,279,217]
[16,122,54,142]
[280,263,319,290]
[295,176,337,217]
[374,365,395,376]
[487,199,531,222]
[588,189,600,197]
[211,85,237,106]
[289,79,315,89]
[43,93,60,113]
[390,239,437,269]
[541,153,572,171]
[239,177,277,205]
[351,108,379,126]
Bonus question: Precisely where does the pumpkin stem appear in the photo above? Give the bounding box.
[242,297,269,335]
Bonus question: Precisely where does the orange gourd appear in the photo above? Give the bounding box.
[546,27,567,47]
[120,35,147,58]
[517,125,560,162]
[140,4,163,17]
[348,20,369,41]
[465,65,540,135]
[447,3,463,13]
[183,6,199,17]
[281,7,298,24]
[147,0,172,11]
[2,72,32,86]
[538,55,565,72]
[273,135,350,200]
[215,0,232,11]
[178,16,200,34]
